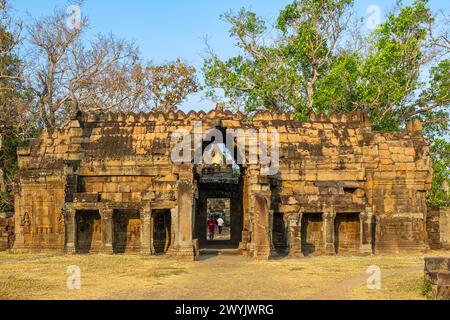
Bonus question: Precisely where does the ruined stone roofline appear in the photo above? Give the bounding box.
[15,108,424,158]
[69,108,374,126]
[70,108,423,136]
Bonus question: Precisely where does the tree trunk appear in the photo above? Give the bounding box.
[0,134,6,193]
[0,168,6,193]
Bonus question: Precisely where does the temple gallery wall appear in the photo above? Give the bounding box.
[5,108,450,260]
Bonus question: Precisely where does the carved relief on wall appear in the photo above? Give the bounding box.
[20,212,31,234]
[57,212,65,234]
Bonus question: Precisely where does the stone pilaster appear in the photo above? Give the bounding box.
[100,208,114,254]
[323,210,336,255]
[171,178,195,260]
[169,206,177,251]
[269,210,275,252]
[239,173,251,252]
[64,205,77,254]
[140,204,152,255]
[287,212,303,257]
[251,191,271,259]
[360,208,374,254]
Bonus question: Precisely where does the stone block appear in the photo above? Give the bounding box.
[425,257,450,272]
[436,285,450,300]
[73,193,100,203]
[437,272,450,285]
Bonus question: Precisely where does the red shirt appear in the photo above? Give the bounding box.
[207,219,216,233]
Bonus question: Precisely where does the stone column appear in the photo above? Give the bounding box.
[323,210,336,255]
[252,191,271,259]
[140,204,152,255]
[64,205,77,254]
[239,173,251,252]
[171,179,195,260]
[287,212,303,257]
[100,207,114,254]
[360,208,374,254]
[169,206,177,252]
[269,210,275,252]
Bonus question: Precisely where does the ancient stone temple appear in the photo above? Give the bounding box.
[13,108,434,259]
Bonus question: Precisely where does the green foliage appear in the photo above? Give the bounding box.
[203,1,357,114]
[0,191,12,212]
[359,0,434,129]
[313,53,361,114]
[232,168,241,177]
[428,139,450,207]
[203,0,449,207]
[0,7,35,212]
[421,279,434,299]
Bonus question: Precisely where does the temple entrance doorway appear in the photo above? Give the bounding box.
[193,125,245,249]
[195,178,244,249]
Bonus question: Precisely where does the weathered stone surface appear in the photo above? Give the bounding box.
[425,257,450,273]
[0,213,14,251]
[424,257,450,300]
[428,207,450,249]
[10,109,436,257]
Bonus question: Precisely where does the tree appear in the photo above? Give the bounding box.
[203,0,356,116]
[83,58,198,113]
[26,6,139,131]
[0,0,35,212]
[146,59,199,112]
[203,0,449,205]
[0,1,200,212]
[26,4,199,131]
[429,139,450,207]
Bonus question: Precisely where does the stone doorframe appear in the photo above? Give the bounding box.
[283,205,374,256]
[141,205,176,255]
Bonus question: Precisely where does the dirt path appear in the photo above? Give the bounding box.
[306,266,423,300]
[0,252,432,300]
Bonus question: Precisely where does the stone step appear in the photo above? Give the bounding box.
[198,248,242,256]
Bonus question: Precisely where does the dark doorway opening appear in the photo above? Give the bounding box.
[272,212,287,254]
[113,209,140,254]
[334,213,360,254]
[153,209,172,254]
[195,183,243,249]
[76,210,102,253]
[301,213,324,256]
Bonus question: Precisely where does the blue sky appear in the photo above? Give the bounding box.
[11,0,450,112]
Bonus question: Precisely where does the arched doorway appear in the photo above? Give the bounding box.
[193,124,246,249]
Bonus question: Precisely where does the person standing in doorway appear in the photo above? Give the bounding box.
[207,216,216,240]
[217,216,224,235]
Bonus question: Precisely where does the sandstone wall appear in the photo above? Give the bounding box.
[0,212,14,250]
[424,257,450,300]
[14,109,433,254]
[441,208,450,248]
[427,206,450,249]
